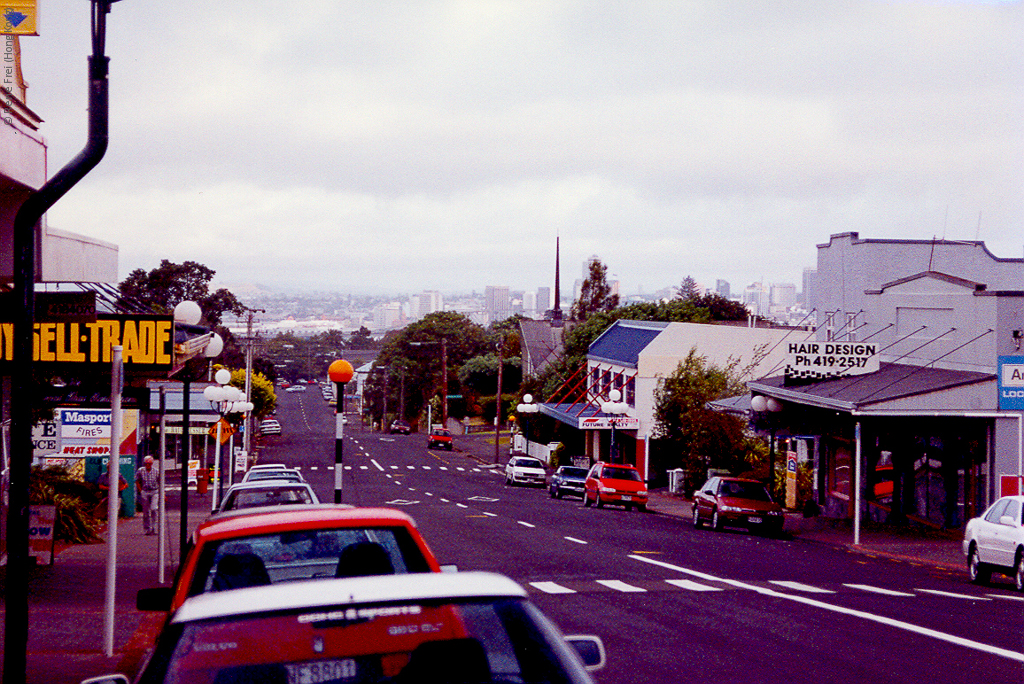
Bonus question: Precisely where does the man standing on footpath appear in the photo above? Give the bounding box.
[135,455,160,535]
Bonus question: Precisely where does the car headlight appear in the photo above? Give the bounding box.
[718,505,741,513]
[768,510,784,516]
[637,490,648,496]
[599,486,616,493]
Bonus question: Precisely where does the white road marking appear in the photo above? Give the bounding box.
[665,579,723,592]
[597,579,646,593]
[407,466,416,470]
[630,555,1024,663]
[439,467,449,471]
[844,584,915,597]
[530,582,576,594]
[422,466,432,470]
[370,459,385,471]
[390,465,399,469]
[917,589,990,601]
[483,512,498,517]
[770,581,835,594]
[457,468,465,472]
[564,537,588,545]
[517,521,536,528]
[359,465,368,470]
[456,503,469,509]
[440,498,450,503]
[989,594,1024,602]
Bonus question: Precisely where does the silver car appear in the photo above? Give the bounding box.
[963,495,1024,590]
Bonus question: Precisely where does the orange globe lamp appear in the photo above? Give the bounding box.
[327,359,354,503]
[328,359,354,385]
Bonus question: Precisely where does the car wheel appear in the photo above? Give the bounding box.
[711,508,721,530]
[504,475,510,486]
[554,487,562,499]
[968,544,990,585]
[1015,550,1024,592]
[693,506,703,528]
[595,493,604,509]
[549,486,556,498]
[637,503,647,512]
[583,490,592,507]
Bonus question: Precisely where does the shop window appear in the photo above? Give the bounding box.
[626,377,636,406]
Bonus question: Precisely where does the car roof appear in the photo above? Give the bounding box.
[718,476,761,484]
[249,463,287,470]
[172,571,527,625]
[196,505,421,540]
[223,480,314,493]
[207,502,352,522]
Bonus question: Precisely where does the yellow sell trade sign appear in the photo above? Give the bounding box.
[0,315,175,369]
[2,1,38,36]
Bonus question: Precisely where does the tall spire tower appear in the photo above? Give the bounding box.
[552,232,564,327]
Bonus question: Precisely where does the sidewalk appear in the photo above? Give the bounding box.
[454,432,966,574]
[0,479,216,684]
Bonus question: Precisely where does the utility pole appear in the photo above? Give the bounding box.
[242,308,265,459]
[495,338,503,464]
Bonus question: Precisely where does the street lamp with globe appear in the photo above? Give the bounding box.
[601,389,629,464]
[516,394,540,457]
[328,359,354,503]
[203,368,252,511]
[750,395,783,494]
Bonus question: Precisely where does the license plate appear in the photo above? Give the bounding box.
[748,516,763,524]
[621,495,634,501]
[286,659,357,684]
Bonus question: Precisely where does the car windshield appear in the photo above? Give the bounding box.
[246,470,301,482]
[719,481,771,501]
[516,459,544,469]
[148,597,587,684]
[560,467,588,478]
[223,486,315,511]
[188,527,433,599]
[602,466,641,482]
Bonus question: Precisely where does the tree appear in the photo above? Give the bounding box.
[118,259,245,327]
[570,258,619,320]
[676,275,699,301]
[348,326,375,349]
[652,350,754,491]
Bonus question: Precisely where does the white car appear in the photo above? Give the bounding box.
[242,467,305,484]
[504,456,547,487]
[259,419,281,435]
[218,480,319,512]
[963,495,1024,590]
[285,384,307,392]
[96,572,604,684]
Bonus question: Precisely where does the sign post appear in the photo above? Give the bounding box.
[328,360,354,504]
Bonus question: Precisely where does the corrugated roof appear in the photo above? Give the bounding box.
[589,320,669,367]
[748,362,993,412]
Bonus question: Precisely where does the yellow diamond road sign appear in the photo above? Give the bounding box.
[208,418,236,443]
[2,1,38,36]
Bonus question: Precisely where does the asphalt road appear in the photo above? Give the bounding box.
[266,388,1024,684]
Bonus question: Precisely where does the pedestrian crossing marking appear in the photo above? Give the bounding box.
[843,584,914,597]
[530,582,576,594]
[665,579,722,592]
[770,581,835,594]
[596,580,646,593]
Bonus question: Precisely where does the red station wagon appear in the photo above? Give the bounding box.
[582,462,648,511]
[137,506,443,616]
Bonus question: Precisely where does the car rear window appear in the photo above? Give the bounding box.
[225,486,314,510]
[602,466,641,482]
[719,481,771,501]
[561,468,587,477]
[188,527,433,598]
[149,598,581,684]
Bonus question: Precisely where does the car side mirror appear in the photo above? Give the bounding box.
[999,515,1018,527]
[136,586,172,612]
[565,635,606,672]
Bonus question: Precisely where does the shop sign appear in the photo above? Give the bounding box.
[1,1,38,36]
[0,315,174,370]
[578,416,640,430]
[784,342,879,380]
[998,356,1024,410]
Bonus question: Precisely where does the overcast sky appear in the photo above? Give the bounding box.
[20,1,1024,298]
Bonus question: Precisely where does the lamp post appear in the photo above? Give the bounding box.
[204,368,251,512]
[516,394,539,457]
[751,395,783,494]
[329,359,355,503]
[601,389,629,464]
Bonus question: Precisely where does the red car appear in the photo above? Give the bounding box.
[427,426,453,450]
[582,462,648,511]
[137,505,443,616]
[691,476,784,535]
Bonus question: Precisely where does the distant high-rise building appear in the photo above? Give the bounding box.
[523,291,537,316]
[743,282,770,317]
[770,283,797,309]
[485,285,511,322]
[802,268,817,311]
[715,279,730,298]
[536,286,551,313]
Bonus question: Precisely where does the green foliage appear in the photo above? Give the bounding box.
[118,260,245,327]
[676,275,700,301]
[570,259,620,321]
[458,354,523,395]
[348,326,376,349]
[30,466,102,543]
[652,350,757,487]
[215,366,277,420]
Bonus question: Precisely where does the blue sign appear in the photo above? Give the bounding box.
[997,356,1024,410]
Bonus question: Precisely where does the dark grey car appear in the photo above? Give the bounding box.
[549,466,589,499]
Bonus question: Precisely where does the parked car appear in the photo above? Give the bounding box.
[242,467,305,483]
[963,495,1024,590]
[118,572,604,684]
[285,384,307,392]
[505,456,547,487]
[582,462,648,511]
[390,419,412,435]
[427,427,453,450]
[691,476,784,535]
[136,506,444,616]
[258,418,281,435]
[218,480,319,512]
[549,465,589,499]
